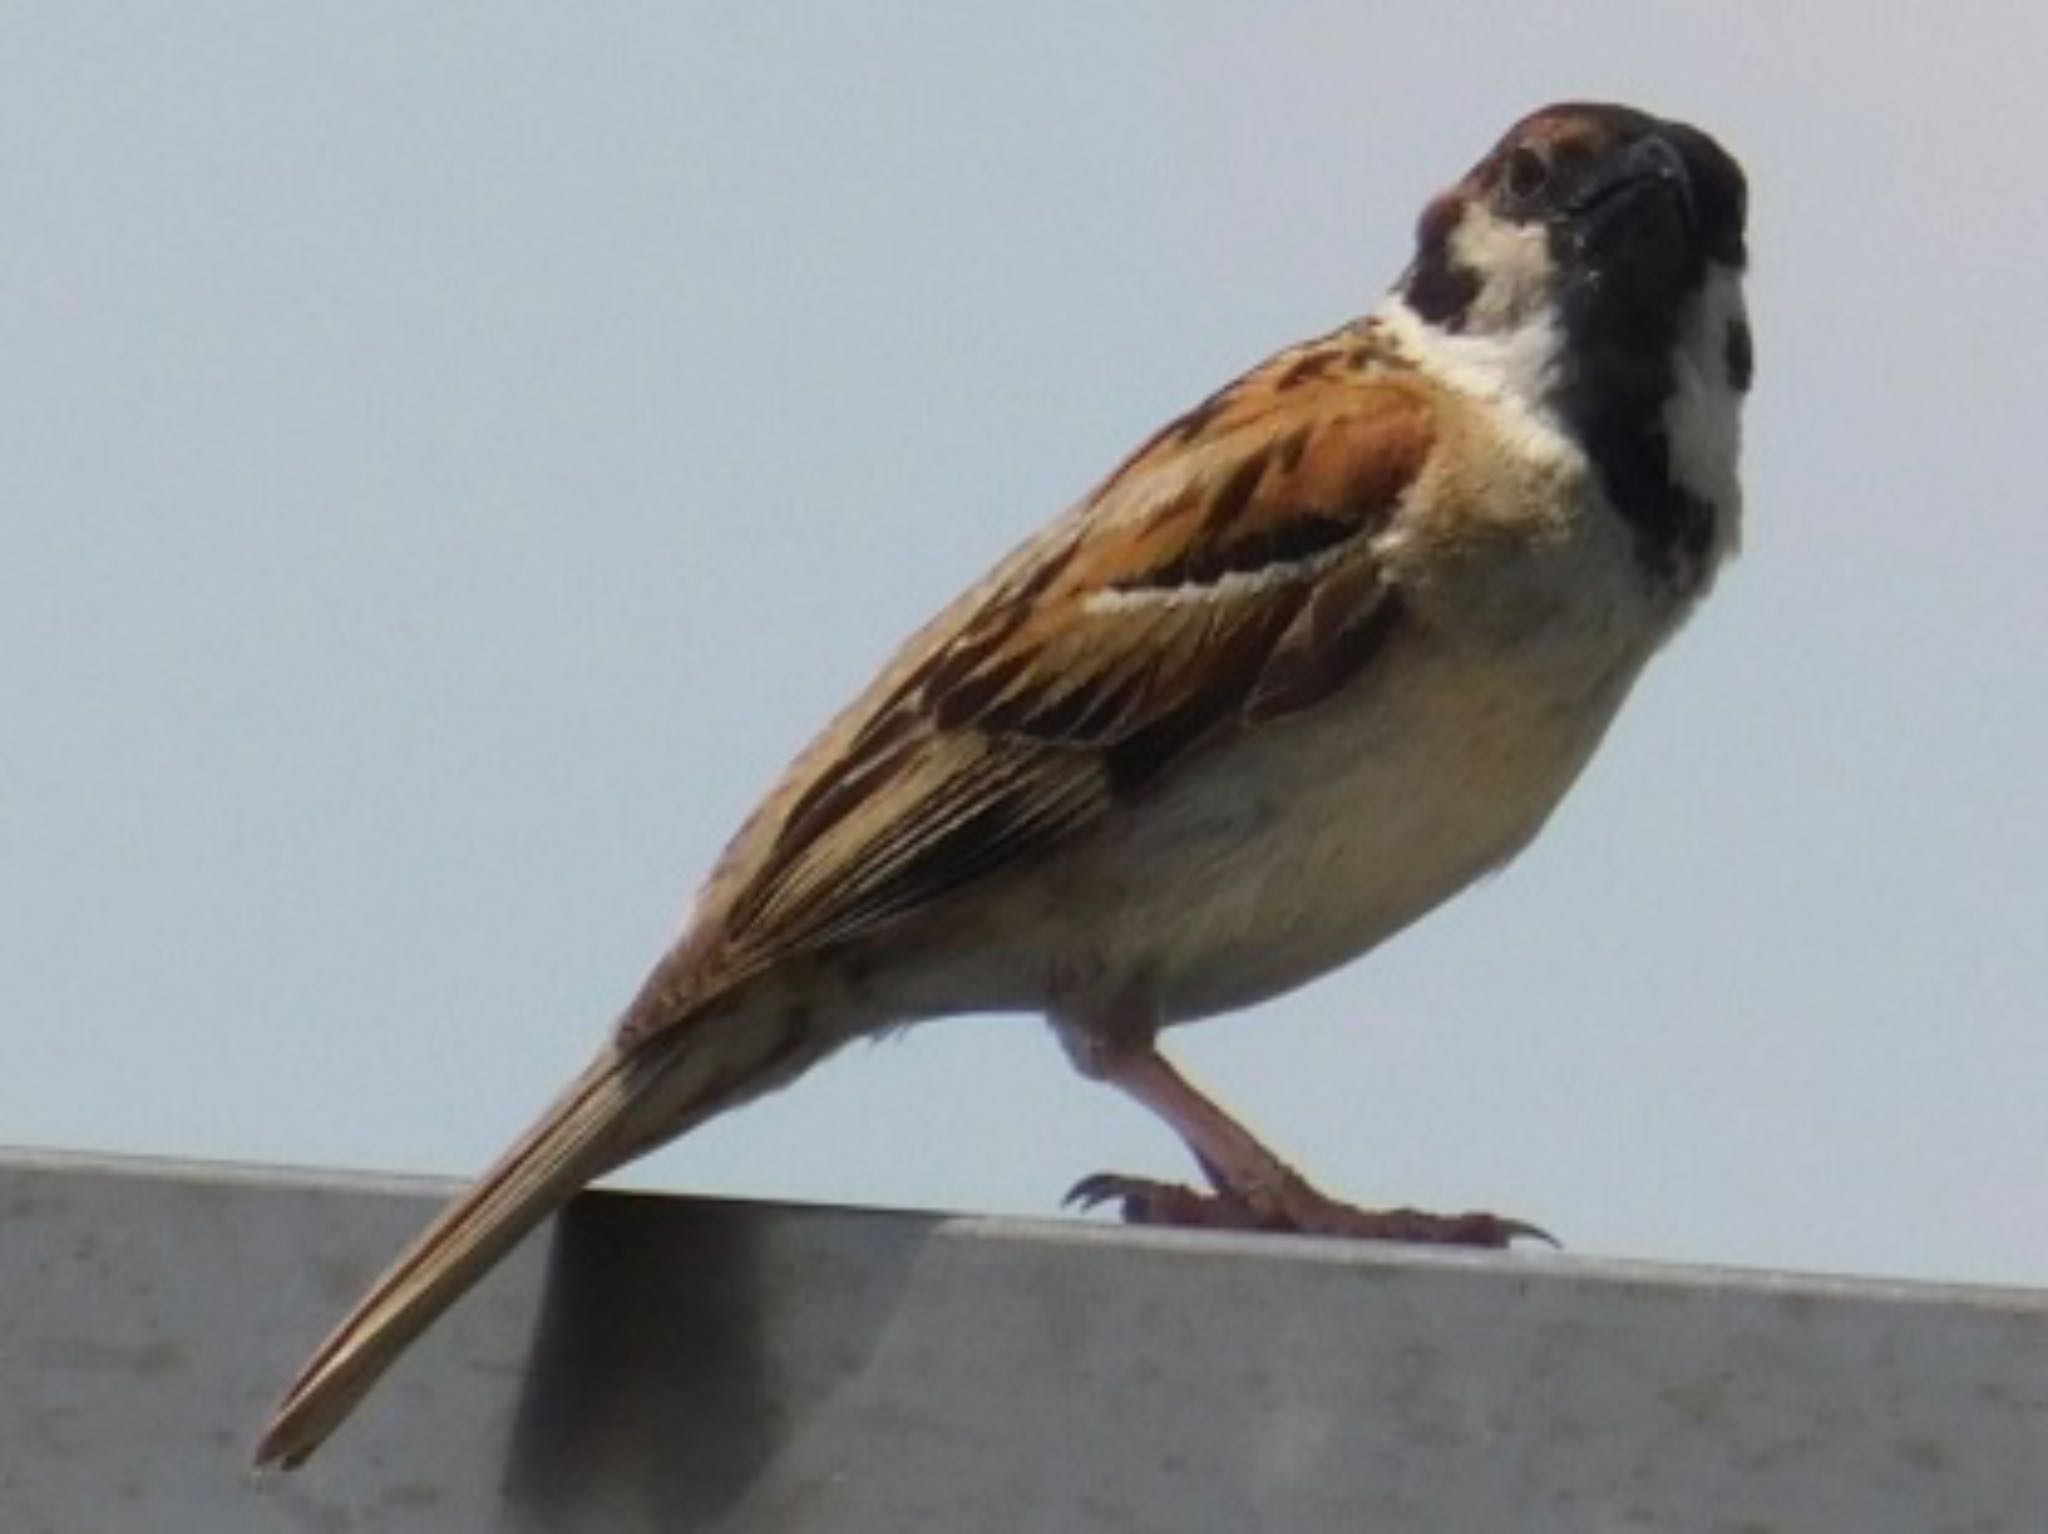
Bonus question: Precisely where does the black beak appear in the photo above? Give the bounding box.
[1568,134,1698,232]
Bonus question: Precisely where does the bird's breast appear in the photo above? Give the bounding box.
[1047,587,1656,1022]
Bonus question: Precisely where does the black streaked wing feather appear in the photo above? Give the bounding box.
[713,341,1437,971]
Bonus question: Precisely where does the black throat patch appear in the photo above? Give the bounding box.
[1559,373,1719,590]
[1548,235,1730,593]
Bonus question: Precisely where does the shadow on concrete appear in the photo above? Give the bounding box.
[500,1189,937,1530]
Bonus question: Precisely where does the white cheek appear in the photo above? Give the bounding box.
[1449,206,1554,331]
[1663,265,1747,554]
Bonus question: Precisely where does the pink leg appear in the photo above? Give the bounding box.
[1067,1046,1550,1249]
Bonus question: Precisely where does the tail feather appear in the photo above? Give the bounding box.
[254,1048,650,1469]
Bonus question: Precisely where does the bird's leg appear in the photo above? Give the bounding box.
[1065,1045,1550,1249]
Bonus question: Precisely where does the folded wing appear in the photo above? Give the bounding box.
[710,339,1438,980]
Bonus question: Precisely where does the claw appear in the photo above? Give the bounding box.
[1063,1173,1185,1216]
[1496,1216,1561,1249]
[1065,1169,1558,1250]
[1062,1172,1132,1211]
[1063,1173,1249,1229]
[1360,1206,1561,1250]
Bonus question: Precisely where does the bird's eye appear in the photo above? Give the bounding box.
[1502,146,1551,202]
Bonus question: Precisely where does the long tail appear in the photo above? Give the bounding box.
[255,1046,659,1469]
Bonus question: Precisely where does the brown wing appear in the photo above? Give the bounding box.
[707,333,1437,977]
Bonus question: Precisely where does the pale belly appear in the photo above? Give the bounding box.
[1046,636,1648,1022]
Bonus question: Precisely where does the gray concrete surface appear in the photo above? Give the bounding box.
[5,1147,2045,1532]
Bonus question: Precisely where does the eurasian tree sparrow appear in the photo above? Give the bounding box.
[258,101,1750,1468]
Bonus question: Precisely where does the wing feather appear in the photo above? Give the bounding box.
[706,331,1437,976]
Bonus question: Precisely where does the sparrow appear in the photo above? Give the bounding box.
[257,101,1750,1468]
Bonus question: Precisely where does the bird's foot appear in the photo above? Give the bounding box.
[1065,1169,1553,1250]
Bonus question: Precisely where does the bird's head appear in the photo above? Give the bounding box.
[1400,103,1746,347]
[1391,102,1752,590]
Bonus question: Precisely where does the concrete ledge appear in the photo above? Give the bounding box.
[6,1147,2047,1532]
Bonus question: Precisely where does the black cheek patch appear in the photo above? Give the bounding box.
[1401,196,1479,330]
[1402,248,1478,330]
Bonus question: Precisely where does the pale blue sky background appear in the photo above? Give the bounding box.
[6,6,2046,1289]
